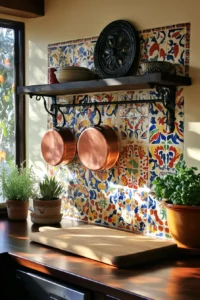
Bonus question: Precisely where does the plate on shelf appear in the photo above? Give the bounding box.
[94,20,140,79]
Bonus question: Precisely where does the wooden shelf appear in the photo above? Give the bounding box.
[17,73,191,97]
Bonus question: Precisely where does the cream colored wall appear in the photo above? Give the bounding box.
[3,0,200,169]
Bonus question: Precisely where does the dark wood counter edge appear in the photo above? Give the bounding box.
[9,254,149,300]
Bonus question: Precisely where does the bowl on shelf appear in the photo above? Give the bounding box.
[54,66,94,83]
[141,61,176,75]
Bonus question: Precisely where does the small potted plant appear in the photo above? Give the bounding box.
[152,160,200,248]
[31,175,64,224]
[0,162,37,221]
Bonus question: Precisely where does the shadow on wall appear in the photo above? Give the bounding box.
[26,39,48,170]
[184,66,200,167]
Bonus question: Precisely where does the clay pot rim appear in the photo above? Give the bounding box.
[6,199,29,203]
[165,202,200,211]
[33,198,61,203]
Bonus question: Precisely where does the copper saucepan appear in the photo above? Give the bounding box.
[77,106,120,171]
[41,111,76,166]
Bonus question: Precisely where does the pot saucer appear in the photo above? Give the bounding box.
[30,212,63,225]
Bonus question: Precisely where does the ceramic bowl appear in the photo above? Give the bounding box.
[141,61,176,75]
[55,66,94,83]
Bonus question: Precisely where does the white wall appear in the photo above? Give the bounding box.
[2,0,200,169]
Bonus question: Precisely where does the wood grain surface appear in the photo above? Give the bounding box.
[0,214,200,299]
[30,225,177,268]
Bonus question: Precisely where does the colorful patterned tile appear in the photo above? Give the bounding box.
[47,23,189,239]
[73,184,89,221]
[132,169,148,190]
[134,116,149,143]
[49,46,62,67]
[62,184,74,218]
[118,167,135,189]
[166,27,186,65]
[88,198,103,225]
[103,192,118,227]
[149,115,167,144]
[73,39,96,68]
[147,195,167,238]
[59,44,74,67]
[148,29,168,61]
[116,144,134,169]
[73,42,88,67]
[175,88,184,111]
[132,191,148,234]
[133,144,149,170]
[149,145,167,171]
[117,188,134,231]
[166,145,183,171]
[101,168,119,190]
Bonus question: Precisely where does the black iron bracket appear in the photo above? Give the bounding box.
[29,86,176,132]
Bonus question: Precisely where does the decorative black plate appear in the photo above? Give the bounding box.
[94,20,139,79]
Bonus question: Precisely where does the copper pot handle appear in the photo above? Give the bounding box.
[57,106,66,128]
[94,103,102,127]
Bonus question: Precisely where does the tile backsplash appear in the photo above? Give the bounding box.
[47,22,190,238]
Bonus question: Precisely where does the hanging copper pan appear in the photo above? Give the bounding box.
[77,106,120,171]
[41,110,76,166]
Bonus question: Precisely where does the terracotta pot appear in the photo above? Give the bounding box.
[6,200,29,221]
[33,199,61,217]
[165,203,200,248]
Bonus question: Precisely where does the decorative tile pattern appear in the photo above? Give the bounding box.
[47,23,190,240]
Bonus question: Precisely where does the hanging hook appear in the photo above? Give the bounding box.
[57,106,66,128]
[94,103,102,127]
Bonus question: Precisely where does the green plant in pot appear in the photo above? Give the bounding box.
[0,162,37,221]
[32,175,64,225]
[152,160,200,248]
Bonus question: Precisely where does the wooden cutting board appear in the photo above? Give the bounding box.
[30,225,177,268]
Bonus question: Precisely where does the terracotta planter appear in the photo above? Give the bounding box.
[6,200,29,221]
[165,203,200,248]
[32,199,62,225]
[33,199,61,217]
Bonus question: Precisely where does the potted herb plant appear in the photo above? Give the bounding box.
[152,160,200,248]
[31,175,64,224]
[0,162,37,221]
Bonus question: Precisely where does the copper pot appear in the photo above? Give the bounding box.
[41,127,76,166]
[77,107,120,171]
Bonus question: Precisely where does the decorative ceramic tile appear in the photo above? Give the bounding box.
[132,144,149,170]
[149,115,167,144]
[73,39,97,68]
[88,198,103,224]
[59,44,74,67]
[118,167,134,188]
[132,191,148,234]
[148,29,168,61]
[147,195,167,238]
[73,184,89,221]
[149,145,167,171]
[62,185,75,218]
[166,27,186,65]
[117,188,133,231]
[134,116,149,143]
[166,145,183,171]
[49,46,62,67]
[117,144,134,170]
[47,23,190,240]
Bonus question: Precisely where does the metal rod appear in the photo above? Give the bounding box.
[52,99,164,109]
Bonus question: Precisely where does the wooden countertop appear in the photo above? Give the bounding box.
[0,214,200,300]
